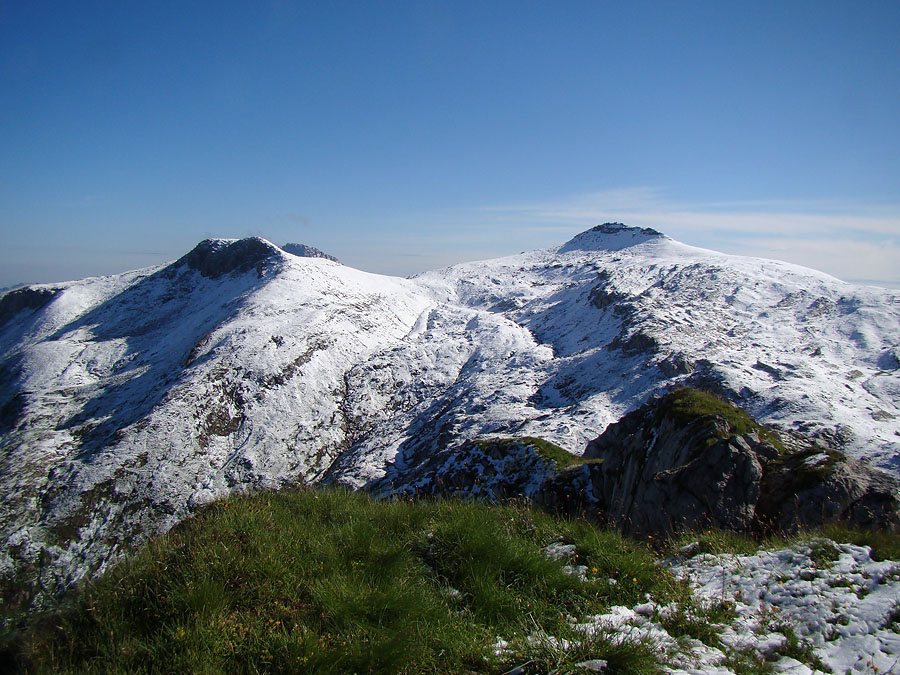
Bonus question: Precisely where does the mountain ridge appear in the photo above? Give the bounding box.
[1,224,898,611]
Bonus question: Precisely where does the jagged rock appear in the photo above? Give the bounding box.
[753,359,784,380]
[374,390,899,538]
[582,396,766,535]
[807,296,836,318]
[756,448,900,533]
[608,329,661,357]
[177,238,284,279]
[588,284,629,311]
[373,436,607,522]
[280,243,338,262]
[582,389,900,537]
[373,438,560,501]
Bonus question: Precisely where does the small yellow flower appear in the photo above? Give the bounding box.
[633,577,637,582]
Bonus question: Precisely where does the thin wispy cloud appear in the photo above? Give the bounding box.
[479,189,900,287]
[286,213,311,227]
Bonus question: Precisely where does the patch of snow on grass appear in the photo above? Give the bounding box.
[532,537,900,673]
[671,540,900,673]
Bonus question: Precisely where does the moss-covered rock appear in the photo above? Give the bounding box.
[583,388,900,537]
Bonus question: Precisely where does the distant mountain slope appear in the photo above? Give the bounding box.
[280,242,338,262]
[1,225,898,611]
[0,237,434,605]
[331,223,900,488]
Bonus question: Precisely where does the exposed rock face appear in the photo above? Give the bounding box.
[582,389,900,537]
[657,352,696,377]
[280,243,338,262]
[0,287,60,327]
[371,437,602,518]
[177,238,284,279]
[756,448,900,533]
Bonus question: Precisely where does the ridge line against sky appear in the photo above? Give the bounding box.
[469,187,900,287]
[1,1,899,288]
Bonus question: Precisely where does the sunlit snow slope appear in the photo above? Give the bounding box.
[333,224,900,488]
[1,225,898,605]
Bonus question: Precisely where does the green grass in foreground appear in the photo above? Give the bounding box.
[7,488,897,673]
[4,489,685,674]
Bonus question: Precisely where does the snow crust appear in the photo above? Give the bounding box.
[672,541,900,673]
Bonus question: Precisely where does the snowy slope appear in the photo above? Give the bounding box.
[329,224,900,489]
[1,225,898,606]
[0,238,435,596]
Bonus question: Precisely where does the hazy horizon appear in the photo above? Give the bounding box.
[2,2,899,288]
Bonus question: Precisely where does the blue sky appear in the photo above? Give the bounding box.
[2,1,899,287]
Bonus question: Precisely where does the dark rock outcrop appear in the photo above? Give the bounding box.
[582,388,900,537]
[755,448,900,533]
[657,352,696,377]
[177,238,284,279]
[0,287,61,327]
[588,284,629,311]
[608,329,662,357]
[558,222,664,254]
[371,437,605,518]
[280,243,338,262]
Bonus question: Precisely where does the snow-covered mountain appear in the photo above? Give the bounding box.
[1,224,898,607]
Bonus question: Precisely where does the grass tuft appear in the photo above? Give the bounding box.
[811,524,900,562]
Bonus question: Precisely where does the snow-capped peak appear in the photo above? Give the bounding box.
[175,237,287,279]
[558,222,667,253]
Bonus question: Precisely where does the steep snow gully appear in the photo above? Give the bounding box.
[1,224,899,617]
